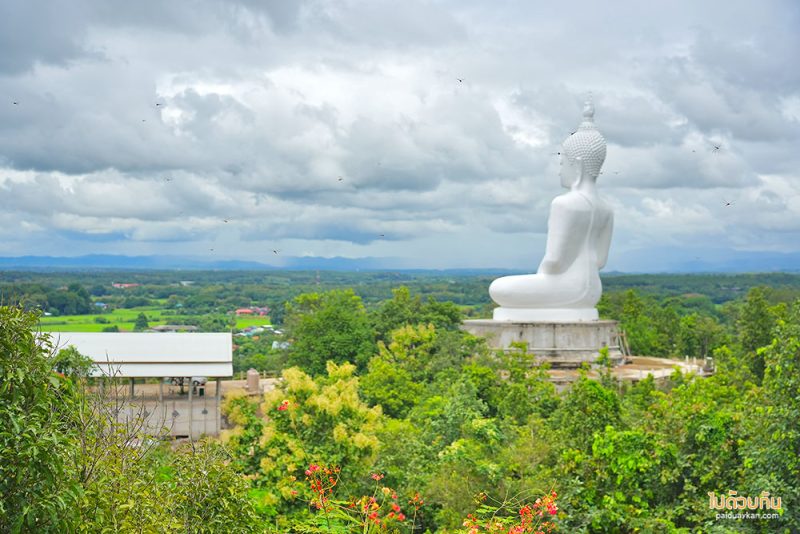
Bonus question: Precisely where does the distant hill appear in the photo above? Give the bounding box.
[0,254,397,272]
[0,255,270,271]
[616,247,800,274]
[0,249,798,273]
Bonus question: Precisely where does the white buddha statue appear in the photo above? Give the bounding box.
[490,100,613,322]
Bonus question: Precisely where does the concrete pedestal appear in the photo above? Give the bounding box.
[462,319,624,368]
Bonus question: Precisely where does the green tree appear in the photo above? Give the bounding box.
[738,287,776,353]
[618,290,662,356]
[581,426,681,532]
[743,304,800,530]
[644,373,746,527]
[371,286,421,342]
[375,323,437,382]
[426,416,508,528]
[550,374,620,453]
[411,379,488,450]
[285,289,375,374]
[66,283,92,314]
[360,357,423,418]
[371,286,463,342]
[737,287,782,381]
[677,312,725,359]
[0,306,80,532]
[133,312,150,331]
[164,440,259,533]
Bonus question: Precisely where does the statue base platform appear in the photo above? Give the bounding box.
[492,307,598,322]
[462,319,624,368]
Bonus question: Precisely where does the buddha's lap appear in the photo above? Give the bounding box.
[489,273,596,307]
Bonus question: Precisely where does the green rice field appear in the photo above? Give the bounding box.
[37,308,271,332]
[232,316,273,329]
[38,307,168,332]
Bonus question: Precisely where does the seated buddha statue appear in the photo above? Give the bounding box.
[489,101,613,322]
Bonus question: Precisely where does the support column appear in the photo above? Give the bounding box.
[188,380,194,439]
[215,378,222,434]
[158,380,165,432]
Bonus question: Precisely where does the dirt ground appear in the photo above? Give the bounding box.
[547,355,707,384]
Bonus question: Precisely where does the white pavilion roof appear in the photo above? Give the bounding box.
[51,332,233,378]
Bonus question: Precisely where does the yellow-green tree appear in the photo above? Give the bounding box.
[222,362,382,522]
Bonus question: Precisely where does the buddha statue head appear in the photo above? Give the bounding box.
[559,99,607,189]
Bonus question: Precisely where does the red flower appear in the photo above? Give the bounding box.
[397,513,406,521]
[391,503,401,513]
[370,473,384,481]
[305,463,321,476]
[277,400,290,411]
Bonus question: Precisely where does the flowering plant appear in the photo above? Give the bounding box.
[299,464,423,533]
[299,463,558,534]
[459,490,559,534]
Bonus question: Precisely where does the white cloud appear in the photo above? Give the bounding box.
[1,0,799,269]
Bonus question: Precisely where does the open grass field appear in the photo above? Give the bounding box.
[232,316,272,329]
[37,307,272,332]
[38,307,170,332]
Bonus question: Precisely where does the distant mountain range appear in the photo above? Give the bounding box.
[0,254,391,271]
[0,250,797,273]
[0,254,504,273]
[614,247,800,274]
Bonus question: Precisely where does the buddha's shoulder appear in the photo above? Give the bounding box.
[552,192,613,214]
[552,192,592,209]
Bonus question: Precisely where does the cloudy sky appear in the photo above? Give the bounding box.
[1,0,799,271]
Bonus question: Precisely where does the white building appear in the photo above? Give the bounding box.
[53,332,233,439]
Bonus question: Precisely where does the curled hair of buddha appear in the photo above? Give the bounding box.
[562,99,606,179]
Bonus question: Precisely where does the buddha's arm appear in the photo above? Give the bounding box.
[538,200,585,275]
[596,212,614,269]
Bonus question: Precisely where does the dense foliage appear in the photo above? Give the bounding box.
[1,282,93,315]
[219,284,800,532]
[4,270,800,532]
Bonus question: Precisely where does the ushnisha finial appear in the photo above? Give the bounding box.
[578,93,598,132]
[582,93,595,121]
[563,94,606,178]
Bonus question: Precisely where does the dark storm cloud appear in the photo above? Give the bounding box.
[0,1,92,74]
